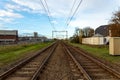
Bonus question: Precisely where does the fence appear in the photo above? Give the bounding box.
[82,37,105,45]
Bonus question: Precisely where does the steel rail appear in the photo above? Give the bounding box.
[69,44,120,79]
[0,42,56,80]
[31,43,58,80]
[62,43,92,80]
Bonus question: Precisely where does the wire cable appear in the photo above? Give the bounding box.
[39,0,56,30]
[44,0,51,17]
[65,0,83,29]
[65,0,77,27]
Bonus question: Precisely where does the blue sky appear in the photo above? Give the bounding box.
[0,0,120,38]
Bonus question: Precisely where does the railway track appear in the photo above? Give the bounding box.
[39,41,86,80]
[62,43,91,80]
[0,41,120,80]
[0,42,57,80]
[64,43,120,80]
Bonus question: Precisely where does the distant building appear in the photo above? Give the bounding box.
[18,36,47,42]
[0,30,18,44]
[34,32,38,38]
[82,25,110,45]
[18,32,48,43]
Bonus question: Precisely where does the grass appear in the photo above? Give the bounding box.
[70,43,120,64]
[0,42,52,67]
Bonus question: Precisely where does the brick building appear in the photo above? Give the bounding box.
[0,30,18,44]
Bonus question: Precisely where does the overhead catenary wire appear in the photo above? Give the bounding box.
[44,0,51,17]
[67,0,83,26]
[65,0,77,27]
[65,0,83,29]
[39,0,56,30]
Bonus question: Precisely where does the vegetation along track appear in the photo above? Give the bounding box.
[0,42,57,80]
[1,41,120,80]
[64,43,120,80]
[1,41,87,80]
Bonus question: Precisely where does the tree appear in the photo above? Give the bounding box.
[74,27,80,43]
[82,27,94,37]
[70,27,94,43]
[79,29,83,43]
[70,27,81,43]
[110,10,120,24]
[109,10,120,37]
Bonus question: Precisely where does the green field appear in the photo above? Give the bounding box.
[70,43,120,64]
[0,42,52,67]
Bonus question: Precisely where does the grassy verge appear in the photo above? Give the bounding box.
[70,43,120,64]
[0,42,52,67]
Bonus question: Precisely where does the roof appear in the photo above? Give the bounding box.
[93,33,103,37]
[0,30,18,35]
[95,25,109,37]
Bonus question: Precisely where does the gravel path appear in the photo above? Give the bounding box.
[39,44,72,80]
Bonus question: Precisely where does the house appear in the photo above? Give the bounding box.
[95,25,109,37]
[82,25,110,45]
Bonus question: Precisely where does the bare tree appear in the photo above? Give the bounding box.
[82,27,94,37]
[70,27,94,43]
[109,10,120,37]
[110,10,120,24]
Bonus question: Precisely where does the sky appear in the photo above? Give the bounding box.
[0,0,120,38]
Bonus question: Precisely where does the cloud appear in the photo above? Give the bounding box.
[11,0,75,17]
[9,0,120,19]
[0,17,14,23]
[0,23,9,29]
[5,3,33,14]
[67,0,120,29]
[1,0,120,37]
[0,10,23,18]
[51,20,58,24]
[0,9,23,23]
[69,12,110,29]
[11,0,43,13]
[0,23,4,27]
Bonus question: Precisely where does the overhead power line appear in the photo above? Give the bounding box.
[44,0,51,17]
[65,0,77,27]
[39,0,56,30]
[65,0,83,29]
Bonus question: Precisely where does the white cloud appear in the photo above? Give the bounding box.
[11,0,119,21]
[5,4,20,11]
[0,17,14,23]
[0,10,23,18]
[51,20,58,24]
[0,23,9,29]
[11,0,75,17]
[11,0,43,13]
[70,12,110,27]
[10,0,120,18]
[0,9,23,23]
[67,0,120,29]
[0,23,3,28]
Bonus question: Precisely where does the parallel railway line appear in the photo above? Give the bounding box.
[0,41,120,80]
[64,43,120,80]
[0,42,57,80]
